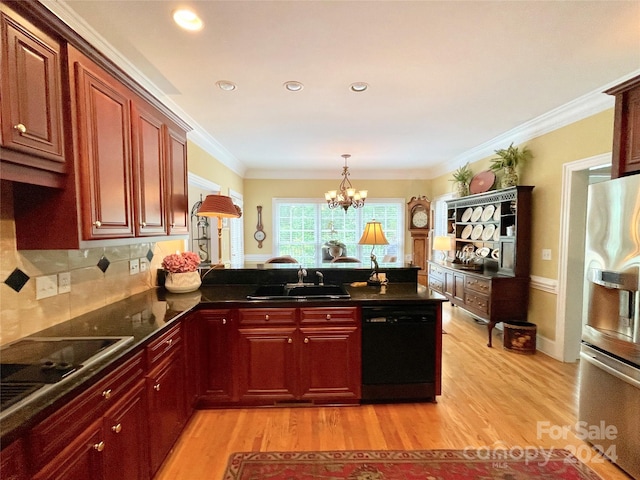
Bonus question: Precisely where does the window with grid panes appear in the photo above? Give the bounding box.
[273,198,404,267]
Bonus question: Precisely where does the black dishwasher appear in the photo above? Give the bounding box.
[361,304,437,402]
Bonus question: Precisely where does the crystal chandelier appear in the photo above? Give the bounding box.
[324,154,368,212]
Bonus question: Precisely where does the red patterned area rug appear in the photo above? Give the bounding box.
[222,449,602,479]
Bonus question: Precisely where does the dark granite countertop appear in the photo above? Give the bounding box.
[1,282,445,445]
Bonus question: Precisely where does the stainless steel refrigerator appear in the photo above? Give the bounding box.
[580,174,640,479]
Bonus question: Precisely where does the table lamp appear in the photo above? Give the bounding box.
[433,235,454,263]
[358,220,389,285]
[197,194,242,268]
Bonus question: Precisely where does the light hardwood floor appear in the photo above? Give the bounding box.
[156,303,631,479]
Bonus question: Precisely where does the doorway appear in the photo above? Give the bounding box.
[556,154,611,362]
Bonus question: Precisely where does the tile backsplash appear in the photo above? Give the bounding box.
[0,180,185,345]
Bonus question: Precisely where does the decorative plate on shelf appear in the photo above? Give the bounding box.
[461,224,473,239]
[469,170,496,194]
[481,205,495,222]
[476,247,491,257]
[491,248,500,260]
[471,206,483,222]
[493,228,500,241]
[471,224,484,240]
[493,206,501,221]
[461,207,473,222]
[482,224,496,241]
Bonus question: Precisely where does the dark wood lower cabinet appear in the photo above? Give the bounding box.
[103,381,148,480]
[33,421,104,480]
[146,353,186,476]
[0,438,28,480]
[237,327,299,403]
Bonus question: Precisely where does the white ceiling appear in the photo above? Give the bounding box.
[50,1,640,180]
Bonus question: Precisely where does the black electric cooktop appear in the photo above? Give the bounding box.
[0,337,133,413]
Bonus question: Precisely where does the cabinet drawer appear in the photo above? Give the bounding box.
[464,275,491,294]
[465,292,490,315]
[428,263,445,279]
[428,277,444,293]
[238,308,297,325]
[29,351,144,471]
[300,307,358,325]
[147,323,182,370]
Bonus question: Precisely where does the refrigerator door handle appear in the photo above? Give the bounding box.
[580,351,640,390]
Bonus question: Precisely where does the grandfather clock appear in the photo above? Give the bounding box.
[407,196,432,286]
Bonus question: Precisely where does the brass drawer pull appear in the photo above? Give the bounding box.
[111,423,122,434]
[93,441,105,452]
[153,383,161,392]
[13,123,27,134]
[102,389,112,400]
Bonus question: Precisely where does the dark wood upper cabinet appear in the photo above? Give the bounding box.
[71,46,135,240]
[131,99,167,236]
[0,2,67,187]
[607,74,640,178]
[165,122,189,235]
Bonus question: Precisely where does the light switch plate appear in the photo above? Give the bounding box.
[139,259,148,272]
[58,271,71,294]
[36,274,58,300]
[542,249,552,261]
[129,259,140,275]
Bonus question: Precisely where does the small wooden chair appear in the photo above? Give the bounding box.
[265,256,298,264]
[331,256,361,263]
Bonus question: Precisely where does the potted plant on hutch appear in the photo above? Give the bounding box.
[450,163,473,197]
[490,142,532,188]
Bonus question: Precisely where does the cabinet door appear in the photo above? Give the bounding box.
[0,5,65,175]
[0,438,28,480]
[33,421,104,480]
[71,49,134,239]
[298,326,360,402]
[236,327,297,403]
[103,380,148,480]
[200,310,235,403]
[146,354,186,476]
[444,271,455,297]
[165,122,189,235]
[130,100,167,236]
[453,273,465,302]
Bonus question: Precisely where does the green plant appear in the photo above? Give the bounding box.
[450,163,473,184]
[490,142,532,171]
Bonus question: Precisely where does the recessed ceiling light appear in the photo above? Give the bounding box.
[350,82,369,92]
[284,81,304,92]
[216,81,237,91]
[173,8,203,31]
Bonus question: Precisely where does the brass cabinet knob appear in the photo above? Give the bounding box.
[13,123,26,134]
[111,423,122,434]
[325,314,331,320]
[141,222,146,227]
[153,383,160,392]
[304,337,309,344]
[287,338,292,344]
[93,441,105,452]
[222,318,227,325]
[265,314,270,321]
[94,220,102,227]
[166,338,173,347]
[102,389,112,399]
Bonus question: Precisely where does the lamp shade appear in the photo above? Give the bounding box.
[358,220,389,246]
[433,235,454,251]
[197,195,241,218]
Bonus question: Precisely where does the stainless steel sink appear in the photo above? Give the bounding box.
[247,283,350,300]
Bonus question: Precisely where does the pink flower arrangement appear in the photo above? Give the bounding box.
[162,251,201,273]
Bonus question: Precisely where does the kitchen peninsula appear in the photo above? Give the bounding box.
[0,265,445,480]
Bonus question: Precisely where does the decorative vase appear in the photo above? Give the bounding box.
[456,182,469,197]
[501,166,518,188]
[328,245,343,258]
[165,271,201,293]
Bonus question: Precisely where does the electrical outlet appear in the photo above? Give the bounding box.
[58,271,71,294]
[139,259,148,272]
[36,274,58,300]
[129,259,140,275]
[542,249,552,261]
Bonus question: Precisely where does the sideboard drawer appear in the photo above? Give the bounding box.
[465,292,490,314]
[464,275,491,295]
